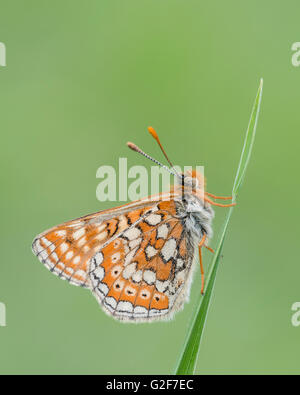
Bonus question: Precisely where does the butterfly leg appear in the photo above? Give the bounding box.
[198,234,207,294]
[204,196,236,208]
[205,245,214,254]
[199,246,205,295]
[206,192,233,200]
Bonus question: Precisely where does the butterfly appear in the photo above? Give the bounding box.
[32,127,235,322]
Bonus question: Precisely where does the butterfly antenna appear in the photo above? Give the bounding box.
[147,126,183,180]
[147,126,174,168]
[127,142,179,179]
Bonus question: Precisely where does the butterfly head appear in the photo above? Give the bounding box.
[175,170,207,205]
[181,170,205,191]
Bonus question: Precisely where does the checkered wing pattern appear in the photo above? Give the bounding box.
[89,200,194,321]
[32,205,154,288]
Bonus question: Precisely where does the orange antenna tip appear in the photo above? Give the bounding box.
[148,126,158,140]
[147,125,175,169]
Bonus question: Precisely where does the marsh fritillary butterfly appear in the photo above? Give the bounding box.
[32,127,234,322]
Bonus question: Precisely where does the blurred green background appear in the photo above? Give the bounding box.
[0,0,299,375]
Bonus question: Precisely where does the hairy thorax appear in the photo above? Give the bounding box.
[175,193,214,243]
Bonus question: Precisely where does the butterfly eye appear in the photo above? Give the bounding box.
[184,177,199,189]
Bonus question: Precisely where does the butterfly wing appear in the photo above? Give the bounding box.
[32,202,156,288]
[89,200,196,322]
[32,196,196,322]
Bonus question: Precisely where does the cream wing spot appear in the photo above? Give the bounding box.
[73,228,85,240]
[75,269,87,279]
[124,247,138,266]
[116,301,133,313]
[140,289,151,299]
[73,256,81,265]
[157,224,169,239]
[133,306,148,317]
[55,230,66,237]
[175,270,186,284]
[143,270,156,285]
[125,285,137,296]
[122,262,137,280]
[155,279,169,293]
[60,243,69,254]
[93,252,104,266]
[118,215,128,230]
[114,239,121,249]
[83,245,90,254]
[51,252,59,263]
[129,238,142,250]
[77,236,86,248]
[145,245,157,259]
[111,265,122,278]
[123,227,141,241]
[96,231,108,241]
[132,270,142,283]
[104,296,117,311]
[39,249,49,261]
[41,237,51,248]
[111,252,121,263]
[97,283,109,297]
[145,214,161,226]
[114,279,125,291]
[149,308,168,317]
[93,266,105,281]
[65,267,74,276]
[65,250,74,260]
[96,224,106,233]
[161,238,176,262]
[48,244,55,253]
[176,258,184,271]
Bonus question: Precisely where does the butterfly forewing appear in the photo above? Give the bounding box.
[32,204,154,288]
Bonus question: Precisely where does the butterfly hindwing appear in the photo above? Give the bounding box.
[89,200,195,321]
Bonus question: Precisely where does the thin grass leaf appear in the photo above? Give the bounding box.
[175,79,263,375]
[232,79,264,200]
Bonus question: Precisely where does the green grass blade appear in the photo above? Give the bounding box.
[174,79,263,375]
[232,78,264,200]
